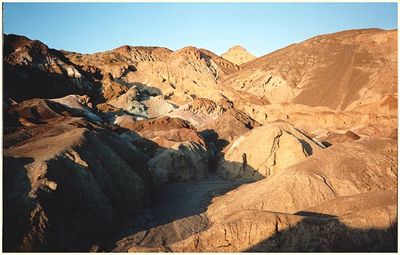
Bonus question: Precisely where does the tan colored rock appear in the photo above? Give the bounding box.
[142,95,177,118]
[108,86,147,116]
[216,122,324,180]
[319,130,361,146]
[211,138,397,216]
[238,101,397,141]
[120,116,193,134]
[3,28,398,253]
[166,98,258,151]
[167,97,232,127]
[221,45,257,65]
[116,116,213,184]
[222,29,397,111]
[5,96,103,127]
[121,137,397,252]
[199,108,260,151]
[297,189,397,218]
[49,95,101,122]
[148,141,213,184]
[97,73,129,102]
[159,191,397,252]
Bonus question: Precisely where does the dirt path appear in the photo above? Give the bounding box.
[107,175,244,252]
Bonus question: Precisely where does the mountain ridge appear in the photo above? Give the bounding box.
[3,27,397,252]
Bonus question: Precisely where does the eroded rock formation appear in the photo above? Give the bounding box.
[3,28,398,252]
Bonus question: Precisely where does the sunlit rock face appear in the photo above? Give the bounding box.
[221,45,257,66]
[3,28,397,252]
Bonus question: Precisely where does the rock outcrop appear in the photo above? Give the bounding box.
[3,28,398,253]
[4,34,94,102]
[123,138,397,252]
[116,116,214,184]
[108,86,147,117]
[211,138,397,216]
[151,190,396,252]
[199,108,260,151]
[216,122,324,180]
[3,99,152,251]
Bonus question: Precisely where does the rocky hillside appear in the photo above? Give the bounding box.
[3,28,397,252]
[4,97,152,251]
[222,29,397,110]
[4,34,94,101]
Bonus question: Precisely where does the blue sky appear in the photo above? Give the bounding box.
[3,3,398,57]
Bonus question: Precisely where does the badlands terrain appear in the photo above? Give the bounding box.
[2,28,398,252]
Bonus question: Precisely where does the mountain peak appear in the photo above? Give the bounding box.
[221,45,256,65]
[229,45,247,51]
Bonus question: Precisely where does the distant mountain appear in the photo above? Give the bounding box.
[221,45,257,65]
[3,28,398,252]
[221,29,397,111]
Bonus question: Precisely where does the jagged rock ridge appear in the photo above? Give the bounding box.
[2,28,397,252]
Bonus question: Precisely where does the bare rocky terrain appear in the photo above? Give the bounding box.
[2,28,398,252]
[221,45,256,66]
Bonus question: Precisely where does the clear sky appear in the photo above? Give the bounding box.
[3,3,398,57]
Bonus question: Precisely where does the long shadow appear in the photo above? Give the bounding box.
[3,100,154,251]
[3,63,95,103]
[3,100,254,252]
[294,211,337,218]
[104,174,248,251]
[245,213,397,252]
[117,81,163,101]
[106,125,398,252]
[200,129,230,152]
[199,129,268,181]
[104,129,256,251]
[3,156,36,251]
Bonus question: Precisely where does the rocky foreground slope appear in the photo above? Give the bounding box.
[2,28,397,252]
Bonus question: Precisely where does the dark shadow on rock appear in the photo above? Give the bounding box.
[294,211,337,218]
[3,156,36,251]
[3,63,94,103]
[105,174,246,251]
[199,129,265,180]
[103,127,257,251]
[2,119,152,252]
[103,126,268,251]
[199,129,230,152]
[123,82,163,101]
[322,141,333,147]
[4,97,101,129]
[298,138,314,155]
[216,158,265,181]
[199,128,265,181]
[245,214,397,252]
[3,113,254,252]
[111,126,161,158]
